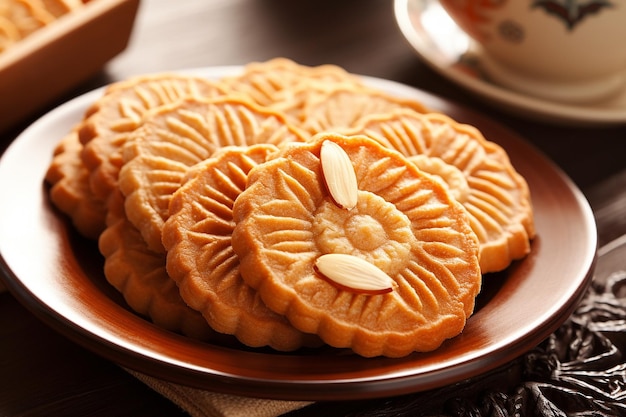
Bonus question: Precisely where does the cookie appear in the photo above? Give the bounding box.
[118,95,307,254]
[220,57,363,108]
[99,195,215,340]
[231,133,481,357]
[39,0,82,18]
[0,0,54,38]
[219,58,367,128]
[410,154,470,204]
[299,84,429,135]
[44,130,107,239]
[79,73,227,206]
[346,110,535,273]
[0,15,19,52]
[163,144,319,351]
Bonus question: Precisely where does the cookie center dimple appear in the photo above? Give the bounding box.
[312,191,415,276]
[345,214,386,251]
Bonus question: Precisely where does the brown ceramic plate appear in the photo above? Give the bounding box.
[0,67,596,401]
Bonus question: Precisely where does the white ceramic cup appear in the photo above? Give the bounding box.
[438,0,626,103]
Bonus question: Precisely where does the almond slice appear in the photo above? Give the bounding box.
[314,253,394,294]
[320,140,358,209]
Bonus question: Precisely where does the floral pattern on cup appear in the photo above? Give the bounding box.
[532,0,615,30]
[441,0,615,41]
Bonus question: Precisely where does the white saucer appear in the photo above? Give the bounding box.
[394,0,626,126]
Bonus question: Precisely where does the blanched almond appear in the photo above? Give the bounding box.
[314,253,394,294]
[320,140,358,209]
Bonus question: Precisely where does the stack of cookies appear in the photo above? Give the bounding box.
[45,58,535,358]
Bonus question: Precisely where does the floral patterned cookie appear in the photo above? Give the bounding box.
[299,84,429,135]
[2,0,54,39]
[219,57,363,108]
[44,130,106,239]
[98,195,215,341]
[162,145,320,351]
[79,73,227,206]
[346,110,535,273]
[232,133,481,357]
[118,96,306,253]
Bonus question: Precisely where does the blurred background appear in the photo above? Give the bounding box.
[5,0,624,191]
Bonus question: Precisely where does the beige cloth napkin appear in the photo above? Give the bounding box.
[127,368,313,417]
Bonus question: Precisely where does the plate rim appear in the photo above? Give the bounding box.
[393,0,626,127]
[0,66,597,400]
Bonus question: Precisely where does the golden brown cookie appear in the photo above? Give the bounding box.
[410,154,470,204]
[219,57,363,108]
[0,0,54,38]
[346,110,535,273]
[44,130,107,239]
[299,84,429,135]
[232,133,481,357]
[118,95,307,254]
[0,15,19,52]
[98,194,215,341]
[163,144,319,351]
[79,73,227,207]
[40,0,82,18]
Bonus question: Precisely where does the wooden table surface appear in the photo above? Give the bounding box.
[1,0,626,415]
